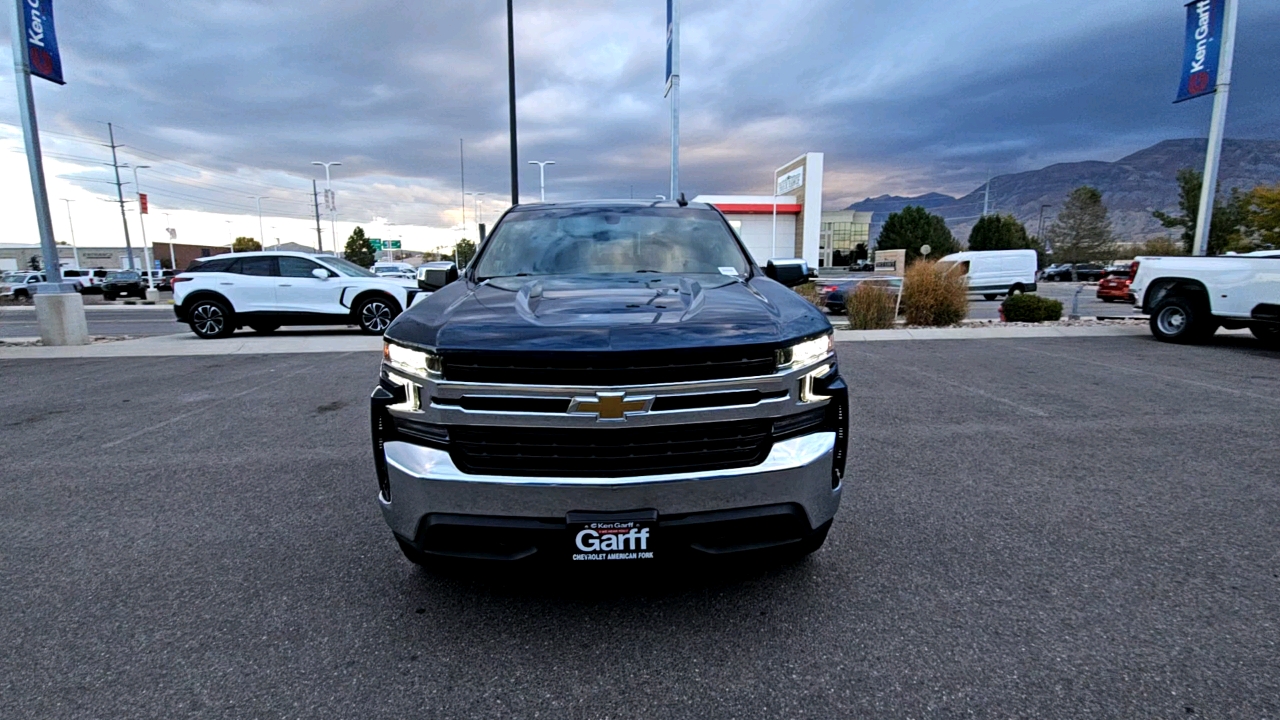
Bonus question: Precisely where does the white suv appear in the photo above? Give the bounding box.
[172,251,418,339]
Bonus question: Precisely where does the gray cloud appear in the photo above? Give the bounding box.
[3,0,1278,224]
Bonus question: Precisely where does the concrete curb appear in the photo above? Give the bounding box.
[833,325,1154,342]
[0,332,382,359]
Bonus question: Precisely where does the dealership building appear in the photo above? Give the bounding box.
[0,242,239,273]
[695,152,871,269]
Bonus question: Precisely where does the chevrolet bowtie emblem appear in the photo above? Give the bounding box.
[569,392,654,421]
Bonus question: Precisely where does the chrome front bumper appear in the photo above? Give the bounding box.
[377,431,841,542]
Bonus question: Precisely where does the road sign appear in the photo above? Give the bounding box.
[387,240,401,249]
[369,238,382,251]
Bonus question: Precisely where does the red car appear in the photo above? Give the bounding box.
[1097,264,1135,303]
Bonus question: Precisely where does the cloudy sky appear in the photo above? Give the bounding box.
[2,0,1279,252]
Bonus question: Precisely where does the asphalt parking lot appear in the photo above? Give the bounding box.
[3,336,1279,718]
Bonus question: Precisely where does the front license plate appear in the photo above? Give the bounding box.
[567,510,657,562]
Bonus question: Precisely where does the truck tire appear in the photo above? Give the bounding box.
[1150,294,1214,344]
[1251,324,1280,347]
[188,298,235,339]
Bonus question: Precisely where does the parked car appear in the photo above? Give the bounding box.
[135,269,175,291]
[0,271,45,300]
[1042,263,1106,282]
[937,249,1039,300]
[818,276,902,314]
[1132,250,1280,344]
[374,200,847,565]
[847,261,875,272]
[101,270,147,301]
[172,251,419,338]
[1096,264,1135,303]
[372,262,416,279]
[62,268,109,293]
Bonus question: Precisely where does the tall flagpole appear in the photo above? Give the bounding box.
[667,0,680,201]
[1192,0,1239,257]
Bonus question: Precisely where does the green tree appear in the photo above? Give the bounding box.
[1045,186,1115,277]
[28,255,41,271]
[452,238,477,267]
[343,226,376,267]
[1246,183,1280,248]
[1152,168,1251,255]
[232,236,261,253]
[968,214,1031,251]
[877,206,959,262]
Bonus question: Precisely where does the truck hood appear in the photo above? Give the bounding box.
[386,274,830,353]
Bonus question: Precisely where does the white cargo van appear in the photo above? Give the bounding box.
[938,249,1039,300]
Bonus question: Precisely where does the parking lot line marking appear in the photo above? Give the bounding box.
[1013,345,1280,406]
[100,360,331,449]
[846,348,1048,417]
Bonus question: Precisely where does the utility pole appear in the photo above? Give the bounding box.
[312,180,323,252]
[312,161,341,254]
[61,199,79,267]
[666,0,681,201]
[528,160,555,202]
[982,173,991,218]
[107,123,135,270]
[507,0,520,206]
[460,138,466,235]
[1192,0,1240,256]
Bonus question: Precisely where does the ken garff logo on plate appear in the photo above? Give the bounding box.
[568,392,655,422]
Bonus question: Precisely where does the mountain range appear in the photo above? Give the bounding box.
[849,139,1280,243]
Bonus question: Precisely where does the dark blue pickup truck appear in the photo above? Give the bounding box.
[371,200,848,566]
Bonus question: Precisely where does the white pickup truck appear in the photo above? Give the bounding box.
[1131,250,1280,344]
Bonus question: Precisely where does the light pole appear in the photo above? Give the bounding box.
[163,212,176,270]
[506,0,519,206]
[312,161,342,252]
[528,160,555,202]
[249,196,267,248]
[1038,204,1052,255]
[467,192,486,229]
[61,199,79,268]
[130,164,155,288]
[225,220,233,245]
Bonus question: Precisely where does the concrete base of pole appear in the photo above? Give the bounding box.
[34,292,90,346]
[145,288,161,304]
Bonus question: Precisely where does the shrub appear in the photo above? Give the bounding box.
[845,283,898,329]
[902,260,968,326]
[793,282,824,308]
[1001,294,1063,323]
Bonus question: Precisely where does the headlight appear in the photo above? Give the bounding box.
[777,333,834,370]
[383,341,442,378]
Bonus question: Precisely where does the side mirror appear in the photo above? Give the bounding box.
[311,268,331,280]
[418,261,459,292]
[764,258,811,288]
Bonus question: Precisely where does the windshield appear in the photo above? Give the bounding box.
[473,206,750,280]
[2,272,26,283]
[320,257,376,277]
[107,271,139,281]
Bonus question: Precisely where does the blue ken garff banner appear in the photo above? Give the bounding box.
[1176,0,1223,103]
[22,0,66,85]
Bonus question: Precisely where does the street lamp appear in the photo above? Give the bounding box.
[466,192,486,228]
[163,212,176,270]
[527,160,555,202]
[1038,204,1052,255]
[129,164,155,288]
[249,196,267,249]
[60,199,79,268]
[312,161,342,251]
